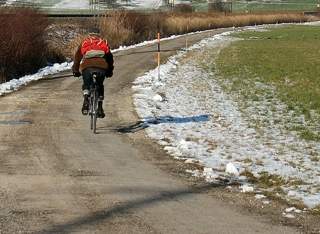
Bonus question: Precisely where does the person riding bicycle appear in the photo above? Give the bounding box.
[72,28,114,118]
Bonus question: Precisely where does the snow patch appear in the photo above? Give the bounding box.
[255,194,266,200]
[262,200,270,205]
[225,163,240,176]
[285,207,302,214]
[0,62,71,96]
[283,213,295,219]
[240,184,254,193]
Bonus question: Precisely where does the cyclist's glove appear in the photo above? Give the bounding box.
[73,71,81,77]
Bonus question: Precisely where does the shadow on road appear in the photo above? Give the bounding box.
[113,114,210,133]
[35,182,228,234]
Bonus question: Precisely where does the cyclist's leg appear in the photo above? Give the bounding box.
[81,69,93,115]
[95,70,106,118]
[97,77,105,100]
[82,69,93,95]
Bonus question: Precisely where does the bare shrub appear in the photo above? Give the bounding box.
[100,11,135,48]
[100,10,163,48]
[0,7,50,81]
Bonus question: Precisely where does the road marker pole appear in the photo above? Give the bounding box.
[185,22,189,50]
[157,32,161,80]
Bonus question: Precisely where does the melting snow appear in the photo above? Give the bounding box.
[132,26,320,208]
[285,207,301,213]
[225,162,240,176]
[283,213,295,219]
[240,184,254,193]
[0,62,71,96]
[255,194,266,200]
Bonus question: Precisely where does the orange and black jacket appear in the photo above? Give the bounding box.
[72,44,114,77]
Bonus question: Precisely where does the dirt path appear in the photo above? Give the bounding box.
[0,29,297,233]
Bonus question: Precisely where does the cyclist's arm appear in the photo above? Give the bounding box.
[105,51,114,77]
[72,45,83,74]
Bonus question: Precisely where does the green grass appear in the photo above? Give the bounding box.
[191,0,318,12]
[215,25,320,141]
[232,2,317,12]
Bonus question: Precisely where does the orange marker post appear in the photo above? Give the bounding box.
[157,32,161,80]
[186,24,189,50]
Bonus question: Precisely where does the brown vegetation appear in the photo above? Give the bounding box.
[0,8,52,82]
[99,11,308,49]
[100,11,162,49]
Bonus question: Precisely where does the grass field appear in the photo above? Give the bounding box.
[191,0,319,12]
[232,1,318,12]
[214,25,320,141]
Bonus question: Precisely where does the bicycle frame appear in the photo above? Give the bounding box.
[89,74,99,134]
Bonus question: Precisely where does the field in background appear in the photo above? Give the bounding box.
[215,25,320,141]
[193,0,319,12]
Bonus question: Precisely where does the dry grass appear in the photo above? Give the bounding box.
[68,34,87,58]
[0,7,50,81]
[99,11,309,49]
[164,13,306,34]
[100,11,162,48]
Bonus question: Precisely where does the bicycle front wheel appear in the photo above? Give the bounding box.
[92,90,98,134]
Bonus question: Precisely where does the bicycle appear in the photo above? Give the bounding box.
[89,73,99,134]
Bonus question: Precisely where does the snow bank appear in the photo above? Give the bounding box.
[0,62,71,96]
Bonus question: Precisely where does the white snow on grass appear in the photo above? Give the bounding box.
[225,162,240,176]
[255,194,266,200]
[283,213,295,219]
[282,206,302,219]
[240,184,254,193]
[0,62,71,96]
[132,27,320,209]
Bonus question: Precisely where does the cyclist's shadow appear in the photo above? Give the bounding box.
[114,114,210,133]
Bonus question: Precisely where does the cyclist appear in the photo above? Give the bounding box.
[72,28,114,118]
